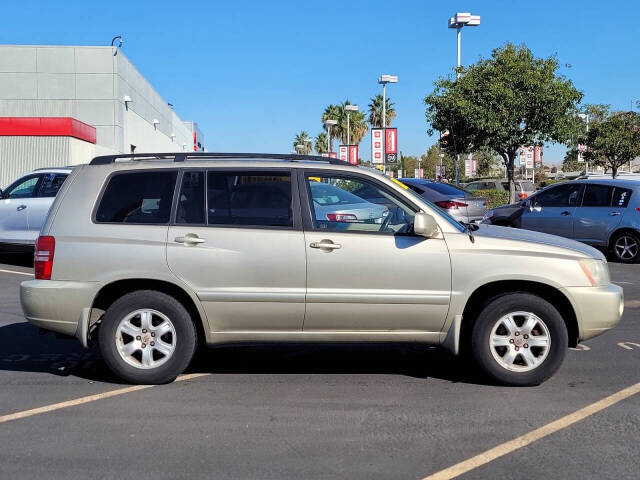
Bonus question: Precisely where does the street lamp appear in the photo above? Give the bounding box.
[448,12,481,78]
[378,75,398,173]
[577,113,589,175]
[324,119,338,153]
[345,104,359,146]
[295,144,305,155]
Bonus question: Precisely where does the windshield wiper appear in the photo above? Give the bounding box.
[460,221,477,243]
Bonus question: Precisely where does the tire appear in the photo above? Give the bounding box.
[471,293,568,386]
[610,231,640,264]
[98,290,197,384]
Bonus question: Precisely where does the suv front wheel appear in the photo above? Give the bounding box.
[98,290,197,384]
[471,293,568,386]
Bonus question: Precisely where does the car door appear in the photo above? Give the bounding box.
[520,183,583,238]
[301,171,451,332]
[166,169,306,332]
[0,174,42,244]
[27,173,68,242]
[573,183,623,245]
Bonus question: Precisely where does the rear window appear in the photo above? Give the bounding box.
[95,170,178,224]
[425,182,470,196]
[310,182,368,206]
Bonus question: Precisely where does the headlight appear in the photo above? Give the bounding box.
[579,259,610,287]
[482,210,494,222]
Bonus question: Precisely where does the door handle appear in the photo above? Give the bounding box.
[560,211,571,216]
[174,234,206,245]
[609,211,621,216]
[16,205,27,211]
[310,240,341,251]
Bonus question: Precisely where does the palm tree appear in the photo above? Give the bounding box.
[315,132,329,154]
[332,100,369,145]
[368,94,396,128]
[292,131,313,155]
[321,104,341,152]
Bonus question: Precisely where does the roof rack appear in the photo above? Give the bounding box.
[89,152,351,166]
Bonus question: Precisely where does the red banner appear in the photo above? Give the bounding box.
[348,145,358,165]
[385,128,397,154]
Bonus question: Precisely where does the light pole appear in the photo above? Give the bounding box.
[324,119,337,153]
[345,104,359,146]
[449,12,480,185]
[578,113,589,175]
[378,75,398,173]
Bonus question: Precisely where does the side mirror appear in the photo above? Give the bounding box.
[414,212,439,238]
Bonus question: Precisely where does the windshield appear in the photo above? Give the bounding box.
[309,182,368,206]
[402,187,465,232]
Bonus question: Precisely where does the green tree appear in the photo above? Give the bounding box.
[585,111,640,177]
[424,43,583,202]
[332,101,369,145]
[292,131,313,155]
[314,132,329,154]
[399,155,420,177]
[420,145,443,179]
[562,147,585,173]
[321,104,341,152]
[368,94,396,128]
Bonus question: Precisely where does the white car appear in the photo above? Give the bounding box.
[0,168,72,249]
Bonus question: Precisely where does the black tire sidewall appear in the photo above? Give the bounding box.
[611,231,640,264]
[471,293,568,386]
[98,290,197,384]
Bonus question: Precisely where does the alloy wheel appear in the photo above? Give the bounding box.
[614,235,638,261]
[115,309,177,369]
[489,311,551,372]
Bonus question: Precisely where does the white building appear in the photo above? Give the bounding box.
[0,45,205,187]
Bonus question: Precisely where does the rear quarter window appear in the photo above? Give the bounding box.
[613,187,632,208]
[95,170,178,224]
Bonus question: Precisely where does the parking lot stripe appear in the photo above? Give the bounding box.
[0,373,209,425]
[0,268,33,276]
[421,382,640,480]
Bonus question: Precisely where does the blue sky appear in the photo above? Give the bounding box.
[2,0,638,164]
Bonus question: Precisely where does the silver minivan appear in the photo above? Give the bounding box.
[20,153,623,386]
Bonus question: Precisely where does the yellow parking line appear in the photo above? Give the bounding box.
[0,268,33,276]
[421,382,640,480]
[0,373,209,425]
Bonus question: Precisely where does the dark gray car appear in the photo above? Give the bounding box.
[400,179,487,223]
[483,179,640,263]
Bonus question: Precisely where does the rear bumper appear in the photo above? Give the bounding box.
[20,280,99,338]
[560,283,624,341]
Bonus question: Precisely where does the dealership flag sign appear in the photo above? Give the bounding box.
[371,128,384,164]
[385,128,398,163]
[348,145,359,165]
[339,145,348,162]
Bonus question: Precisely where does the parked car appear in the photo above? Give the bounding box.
[465,179,536,200]
[309,181,388,224]
[482,179,640,263]
[399,178,487,223]
[21,153,623,386]
[0,168,71,249]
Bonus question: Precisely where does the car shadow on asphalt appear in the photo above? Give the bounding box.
[0,321,492,386]
[0,251,33,268]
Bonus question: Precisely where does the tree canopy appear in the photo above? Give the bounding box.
[292,131,313,155]
[424,43,583,202]
[368,94,396,128]
[585,111,640,177]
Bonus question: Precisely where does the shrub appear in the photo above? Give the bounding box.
[477,189,511,209]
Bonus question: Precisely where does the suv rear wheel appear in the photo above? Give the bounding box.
[98,290,197,384]
[471,293,567,386]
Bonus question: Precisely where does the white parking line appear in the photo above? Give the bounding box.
[0,268,33,277]
[0,373,209,425]
[420,382,640,480]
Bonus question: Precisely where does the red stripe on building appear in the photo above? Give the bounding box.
[0,117,96,144]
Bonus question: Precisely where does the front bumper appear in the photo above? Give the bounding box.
[560,283,624,341]
[20,280,99,338]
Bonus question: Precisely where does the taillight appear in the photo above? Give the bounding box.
[326,213,358,222]
[518,192,528,200]
[435,201,468,210]
[34,235,55,280]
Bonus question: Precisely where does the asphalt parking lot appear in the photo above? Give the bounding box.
[0,253,638,480]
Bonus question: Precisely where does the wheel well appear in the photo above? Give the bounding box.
[91,279,206,345]
[608,228,640,247]
[460,280,579,350]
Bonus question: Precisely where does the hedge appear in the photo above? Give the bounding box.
[477,189,511,209]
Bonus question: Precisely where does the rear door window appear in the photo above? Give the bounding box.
[207,171,292,227]
[534,183,583,207]
[612,187,632,208]
[37,173,68,197]
[95,170,178,224]
[581,184,613,207]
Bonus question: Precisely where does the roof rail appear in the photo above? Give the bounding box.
[89,152,351,166]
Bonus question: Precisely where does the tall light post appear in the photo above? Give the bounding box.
[378,75,398,173]
[345,104,359,145]
[324,119,337,153]
[449,13,480,185]
[578,113,589,175]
